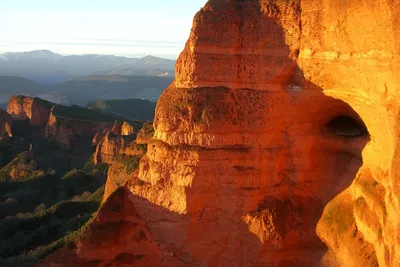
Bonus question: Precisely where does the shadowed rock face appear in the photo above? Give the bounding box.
[0,109,12,138]
[38,0,400,266]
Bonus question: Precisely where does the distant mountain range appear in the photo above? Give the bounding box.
[0,75,173,108]
[0,50,175,84]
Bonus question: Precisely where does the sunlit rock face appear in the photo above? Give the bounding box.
[135,122,154,144]
[7,96,52,126]
[93,131,127,164]
[136,1,400,266]
[302,2,400,266]
[110,121,135,136]
[45,106,112,148]
[93,121,137,164]
[39,0,400,266]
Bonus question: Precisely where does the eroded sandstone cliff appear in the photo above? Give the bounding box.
[110,120,135,136]
[7,95,53,126]
[100,123,151,200]
[45,105,113,147]
[38,0,400,266]
[135,122,154,144]
[92,120,141,164]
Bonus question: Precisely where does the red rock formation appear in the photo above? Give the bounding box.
[40,1,400,266]
[93,121,138,164]
[0,109,12,137]
[124,142,147,157]
[45,106,112,148]
[75,188,168,265]
[110,121,135,136]
[92,129,109,147]
[7,95,53,126]
[92,133,102,147]
[98,124,150,199]
[36,188,184,267]
[121,122,135,136]
[135,122,154,144]
[93,132,127,164]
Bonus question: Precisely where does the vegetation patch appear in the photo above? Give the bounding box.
[0,91,152,265]
[2,188,103,266]
[139,122,155,138]
[85,98,156,122]
[323,196,354,234]
[52,104,117,122]
[114,154,141,174]
[33,97,54,110]
[0,152,31,181]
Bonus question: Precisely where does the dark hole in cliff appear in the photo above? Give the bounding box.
[326,115,368,137]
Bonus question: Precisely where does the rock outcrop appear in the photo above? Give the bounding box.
[93,121,138,164]
[93,132,129,164]
[39,1,400,266]
[0,109,12,138]
[124,142,147,157]
[7,96,53,126]
[36,188,183,267]
[135,122,154,144]
[7,151,43,180]
[92,129,109,147]
[111,121,135,136]
[45,105,113,147]
[95,123,151,200]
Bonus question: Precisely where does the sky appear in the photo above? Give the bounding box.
[0,0,207,59]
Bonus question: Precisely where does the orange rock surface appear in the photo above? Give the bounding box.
[124,142,147,157]
[45,106,112,147]
[92,129,109,147]
[110,121,135,136]
[35,188,182,267]
[93,121,139,164]
[101,124,151,200]
[7,95,53,126]
[39,0,400,266]
[94,132,131,164]
[135,122,154,144]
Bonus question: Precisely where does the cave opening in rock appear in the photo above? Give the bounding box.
[326,115,368,137]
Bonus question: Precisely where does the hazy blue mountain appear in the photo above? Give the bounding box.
[0,50,175,84]
[54,75,173,105]
[0,74,172,106]
[0,76,51,104]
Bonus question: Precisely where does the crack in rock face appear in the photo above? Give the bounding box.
[38,1,400,267]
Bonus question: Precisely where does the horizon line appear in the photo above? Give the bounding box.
[0,49,179,60]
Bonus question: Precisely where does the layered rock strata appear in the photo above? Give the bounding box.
[45,106,113,148]
[40,0,400,266]
[7,95,53,126]
[93,132,135,164]
[93,121,139,164]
